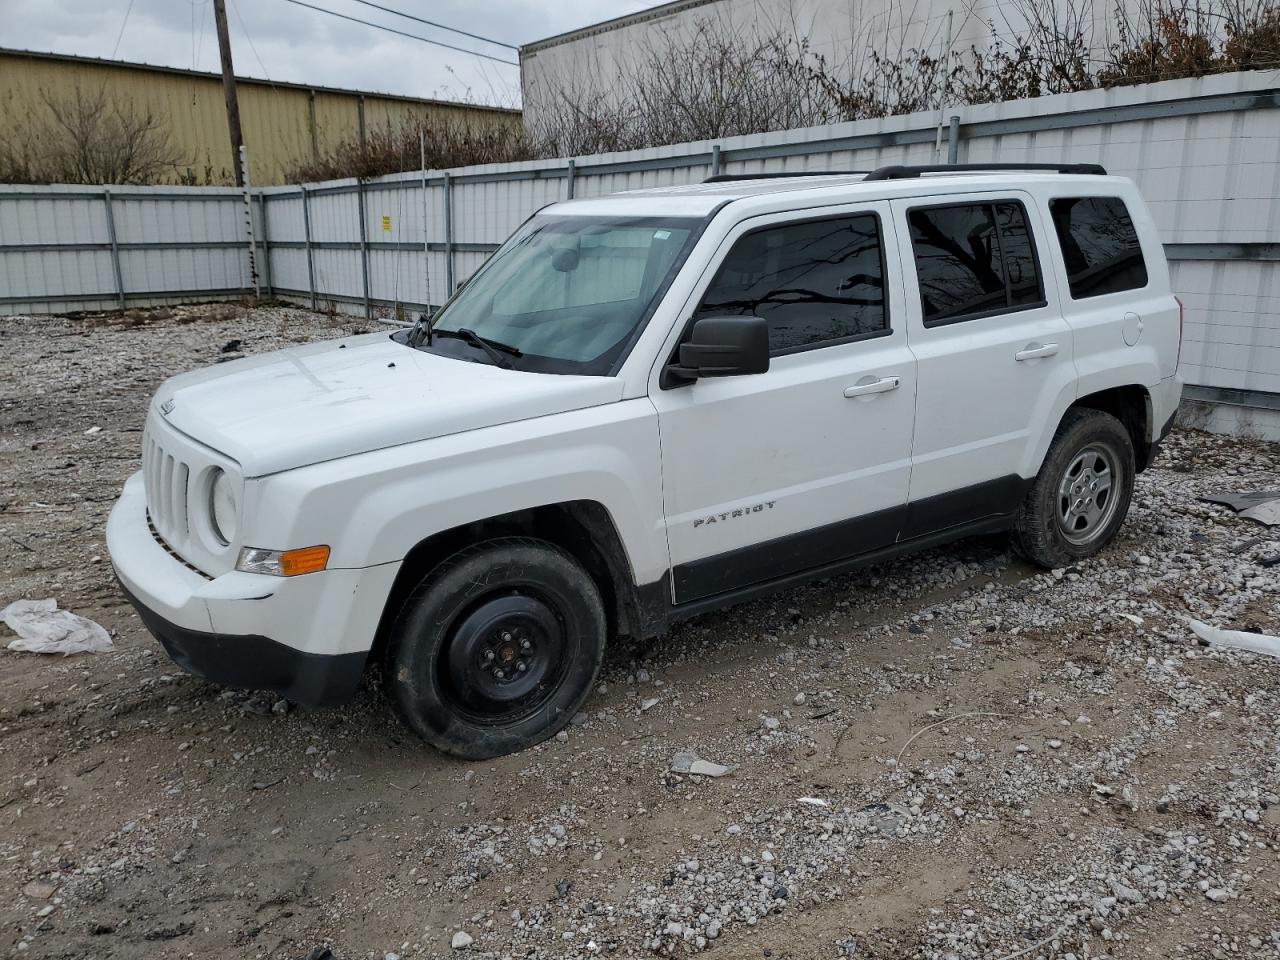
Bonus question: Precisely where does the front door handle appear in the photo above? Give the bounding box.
[843,376,900,398]
[1014,342,1060,362]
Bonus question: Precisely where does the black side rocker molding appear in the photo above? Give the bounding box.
[644,474,1033,636]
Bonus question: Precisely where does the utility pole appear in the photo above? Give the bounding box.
[212,0,245,187]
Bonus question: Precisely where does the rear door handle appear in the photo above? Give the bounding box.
[1014,342,1059,362]
[843,376,900,398]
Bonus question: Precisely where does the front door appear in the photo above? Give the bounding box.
[650,203,918,604]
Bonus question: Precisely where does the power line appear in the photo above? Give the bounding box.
[112,0,137,58]
[230,0,274,82]
[344,0,517,51]
[278,0,519,65]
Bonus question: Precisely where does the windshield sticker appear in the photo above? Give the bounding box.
[653,230,672,240]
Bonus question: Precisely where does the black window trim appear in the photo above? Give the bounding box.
[1047,193,1152,302]
[907,198,1049,329]
[689,208,894,362]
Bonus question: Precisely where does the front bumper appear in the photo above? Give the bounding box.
[107,471,399,706]
[116,578,367,705]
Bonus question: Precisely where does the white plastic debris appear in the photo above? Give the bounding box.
[1187,618,1280,660]
[1201,490,1280,527]
[670,750,736,778]
[1241,499,1280,526]
[796,796,830,808]
[2,599,113,655]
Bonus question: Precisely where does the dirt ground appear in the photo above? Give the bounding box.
[1,302,1278,960]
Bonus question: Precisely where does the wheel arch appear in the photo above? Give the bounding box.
[368,501,646,672]
[1070,384,1153,471]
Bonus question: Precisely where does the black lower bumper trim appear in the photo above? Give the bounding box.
[117,578,367,707]
[1144,409,1178,469]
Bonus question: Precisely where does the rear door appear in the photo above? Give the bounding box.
[892,191,1076,538]
[650,203,917,604]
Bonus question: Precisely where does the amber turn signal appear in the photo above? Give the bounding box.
[279,545,330,576]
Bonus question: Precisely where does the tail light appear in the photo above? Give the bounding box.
[1174,296,1184,371]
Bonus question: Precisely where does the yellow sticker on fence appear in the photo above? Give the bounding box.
[381,215,392,232]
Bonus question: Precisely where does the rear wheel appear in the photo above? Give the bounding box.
[385,538,606,759]
[1012,408,1135,569]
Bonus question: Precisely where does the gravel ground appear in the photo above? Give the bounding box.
[1,302,1278,960]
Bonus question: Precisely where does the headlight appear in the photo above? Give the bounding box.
[209,468,239,545]
[237,545,331,577]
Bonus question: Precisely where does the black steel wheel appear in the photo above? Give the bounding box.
[384,537,606,758]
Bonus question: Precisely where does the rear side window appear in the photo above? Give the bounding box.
[908,201,1045,326]
[695,214,888,354]
[1049,196,1149,299]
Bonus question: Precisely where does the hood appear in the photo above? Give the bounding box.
[155,333,625,476]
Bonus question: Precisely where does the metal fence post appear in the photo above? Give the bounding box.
[566,159,576,199]
[301,185,317,311]
[711,144,721,177]
[444,171,455,296]
[102,188,126,310]
[356,179,371,319]
[947,115,961,164]
[257,192,273,297]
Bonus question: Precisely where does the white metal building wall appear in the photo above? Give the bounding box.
[517,0,1142,133]
[0,71,1276,419]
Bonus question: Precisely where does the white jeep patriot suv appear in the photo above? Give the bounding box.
[108,164,1182,757]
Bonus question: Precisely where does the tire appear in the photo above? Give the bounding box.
[1012,408,1135,569]
[384,537,606,759]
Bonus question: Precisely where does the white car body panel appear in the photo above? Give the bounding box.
[247,397,669,582]
[649,199,917,602]
[158,332,624,477]
[891,190,1080,499]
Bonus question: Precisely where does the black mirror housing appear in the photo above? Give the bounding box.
[672,315,770,382]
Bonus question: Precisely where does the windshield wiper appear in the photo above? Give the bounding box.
[434,327,523,368]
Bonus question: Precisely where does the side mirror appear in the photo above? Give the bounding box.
[665,315,770,386]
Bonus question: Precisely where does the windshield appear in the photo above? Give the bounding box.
[412,214,701,375]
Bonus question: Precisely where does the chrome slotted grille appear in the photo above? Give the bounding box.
[143,430,191,547]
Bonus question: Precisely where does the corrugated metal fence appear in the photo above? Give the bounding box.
[2,70,1277,412]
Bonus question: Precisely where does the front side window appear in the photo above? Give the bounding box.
[414,214,700,375]
[695,214,888,355]
[908,201,1045,326]
[1049,196,1148,299]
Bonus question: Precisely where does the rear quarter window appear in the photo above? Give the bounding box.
[1049,196,1149,299]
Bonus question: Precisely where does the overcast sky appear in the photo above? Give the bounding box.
[3,0,655,106]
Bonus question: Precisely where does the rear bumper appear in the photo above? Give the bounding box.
[107,470,399,706]
[117,578,367,706]
[1143,374,1183,469]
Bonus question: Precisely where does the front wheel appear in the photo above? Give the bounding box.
[1012,408,1135,569]
[385,538,606,759]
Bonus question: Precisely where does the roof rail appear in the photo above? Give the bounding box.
[703,171,869,183]
[864,162,1107,180]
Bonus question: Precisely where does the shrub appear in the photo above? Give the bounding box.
[284,116,533,183]
[0,86,184,185]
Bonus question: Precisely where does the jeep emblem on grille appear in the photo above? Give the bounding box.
[159,398,176,416]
